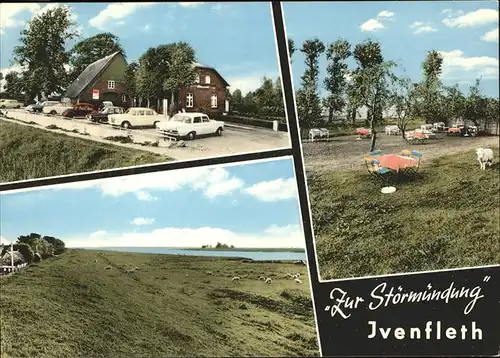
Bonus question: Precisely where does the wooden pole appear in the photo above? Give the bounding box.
[11,244,14,268]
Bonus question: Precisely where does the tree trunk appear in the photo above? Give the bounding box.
[328,107,333,123]
[369,115,377,152]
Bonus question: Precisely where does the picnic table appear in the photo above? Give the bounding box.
[356,128,370,135]
[378,154,418,172]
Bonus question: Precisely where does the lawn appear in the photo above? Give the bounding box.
[0,120,170,182]
[308,147,500,280]
[0,249,318,358]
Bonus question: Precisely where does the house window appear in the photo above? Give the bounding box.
[121,94,126,102]
[108,80,115,90]
[197,74,201,83]
[211,94,217,108]
[205,75,211,84]
[186,93,194,108]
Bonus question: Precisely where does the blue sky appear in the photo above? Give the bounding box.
[0,157,306,249]
[0,2,280,94]
[284,1,499,97]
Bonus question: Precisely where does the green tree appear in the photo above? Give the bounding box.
[42,236,66,255]
[163,42,197,115]
[323,39,351,122]
[484,97,499,134]
[391,76,417,139]
[68,32,125,84]
[13,5,79,102]
[230,89,243,113]
[464,78,487,128]
[4,72,24,97]
[135,48,160,108]
[442,84,466,126]
[124,62,138,106]
[350,39,396,151]
[417,50,444,124]
[288,38,296,63]
[296,38,325,130]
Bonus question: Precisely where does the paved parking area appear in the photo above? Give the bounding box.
[5,110,291,161]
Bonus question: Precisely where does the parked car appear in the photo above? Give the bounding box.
[26,101,59,113]
[108,107,162,129]
[101,101,114,109]
[156,112,224,140]
[43,102,73,115]
[0,99,23,109]
[62,103,96,118]
[86,106,125,123]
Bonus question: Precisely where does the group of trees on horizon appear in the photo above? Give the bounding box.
[1,233,66,264]
[288,37,499,150]
[1,5,286,120]
[201,242,235,249]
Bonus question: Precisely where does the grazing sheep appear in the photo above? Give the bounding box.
[476,148,494,170]
[206,271,213,275]
[258,276,266,280]
[94,259,97,263]
[309,128,330,142]
[265,278,272,284]
[295,278,302,284]
[232,276,240,281]
[124,268,136,273]
[295,273,301,278]
[105,266,112,271]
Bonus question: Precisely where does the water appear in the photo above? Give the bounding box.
[80,247,306,261]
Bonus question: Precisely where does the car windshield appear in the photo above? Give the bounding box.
[171,114,191,123]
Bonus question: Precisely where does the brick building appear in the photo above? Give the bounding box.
[65,53,230,115]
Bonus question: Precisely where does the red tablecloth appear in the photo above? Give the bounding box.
[448,127,461,133]
[379,154,417,171]
[356,128,370,135]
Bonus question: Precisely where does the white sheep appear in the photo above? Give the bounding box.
[206,271,213,275]
[232,276,240,281]
[295,278,302,284]
[124,268,136,273]
[258,276,266,280]
[94,259,98,263]
[476,148,494,170]
[265,278,272,284]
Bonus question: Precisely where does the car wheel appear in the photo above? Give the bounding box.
[50,110,57,115]
[215,127,223,136]
[187,131,196,140]
[153,121,159,128]
[0,105,5,109]
[122,121,132,129]
[16,105,21,109]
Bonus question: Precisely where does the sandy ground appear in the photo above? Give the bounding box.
[302,133,500,173]
[5,110,290,161]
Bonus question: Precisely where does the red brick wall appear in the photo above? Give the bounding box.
[178,68,227,115]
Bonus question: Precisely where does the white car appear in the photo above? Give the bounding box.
[0,99,23,109]
[43,102,72,115]
[108,107,162,129]
[156,112,225,140]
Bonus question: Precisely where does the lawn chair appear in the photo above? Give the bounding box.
[405,150,422,175]
[400,149,412,157]
[369,150,383,156]
[364,157,392,182]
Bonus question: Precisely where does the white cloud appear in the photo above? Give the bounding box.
[443,8,498,28]
[0,236,13,245]
[0,3,40,34]
[51,166,245,200]
[131,217,155,226]
[89,3,157,30]
[482,27,499,42]
[178,2,205,7]
[227,71,279,95]
[410,21,438,34]
[360,19,385,32]
[212,3,230,12]
[141,24,151,32]
[439,49,499,80]
[243,178,297,202]
[65,224,305,249]
[378,10,394,18]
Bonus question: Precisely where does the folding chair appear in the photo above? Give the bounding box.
[405,150,422,175]
[400,149,412,157]
[370,159,392,182]
[369,150,382,156]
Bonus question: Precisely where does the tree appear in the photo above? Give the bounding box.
[135,47,161,108]
[124,62,138,106]
[391,76,417,139]
[416,50,444,124]
[163,42,197,115]
[13,5,79,102]
[68,32,124,84]
[484,97,500,134]
[1,243,34,264]
[323,39,351,122]
[350,39,395,151]
[230,89,243,113]
[288,38,296,62]
[464,78,487,128]
[296,38,325,130]
[4,72,24,97]
[42,236,66,255]
[442,84,465,126]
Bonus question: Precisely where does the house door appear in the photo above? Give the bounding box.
[102,92,120,106]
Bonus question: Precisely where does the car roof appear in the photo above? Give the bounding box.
[129,107,155,110]
[175,112,208,117]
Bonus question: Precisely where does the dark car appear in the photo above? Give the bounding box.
[86,106,125,123]
[62,103,96,118]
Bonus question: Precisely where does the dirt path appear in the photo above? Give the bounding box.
[302,134,499,173]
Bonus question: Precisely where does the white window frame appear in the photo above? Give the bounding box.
[197,74,201,83]
[108,80,115,90]
[186,93,194,108]
[204,75,211,84]
[121,94,126,102]
[211,94,217,108]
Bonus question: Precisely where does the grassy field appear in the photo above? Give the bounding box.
[0,249,318,358]
[308,147,500,280]
[0,120,170,182]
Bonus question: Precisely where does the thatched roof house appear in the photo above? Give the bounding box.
[1,251,25,266]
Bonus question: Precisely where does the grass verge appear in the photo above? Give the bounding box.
[308,147,500,279]
[0,120,170,182]
[0,249,318,357]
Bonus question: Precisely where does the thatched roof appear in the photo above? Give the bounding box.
[65,51,122,98]
[1,251,25,265]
